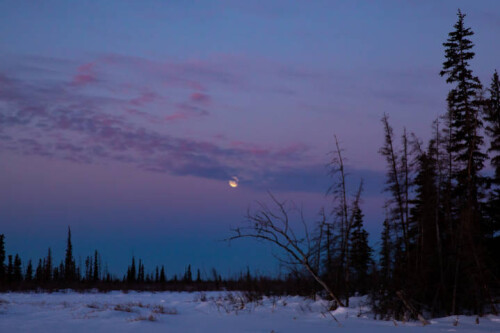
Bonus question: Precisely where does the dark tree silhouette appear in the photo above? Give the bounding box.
[0,234,5,282]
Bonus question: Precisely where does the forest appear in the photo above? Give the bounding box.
[1,10,499,321]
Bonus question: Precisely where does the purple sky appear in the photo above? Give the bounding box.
[1,1,499,278]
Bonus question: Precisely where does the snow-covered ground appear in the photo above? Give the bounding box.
[0,291,498,332]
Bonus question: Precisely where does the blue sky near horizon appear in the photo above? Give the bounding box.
[1,1,499,277]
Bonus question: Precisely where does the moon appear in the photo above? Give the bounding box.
[228,176,239,188]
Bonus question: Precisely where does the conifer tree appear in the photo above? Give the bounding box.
[0,234,5,282]
[138,259,144,282]
[348,203,372,293]
[127,257,136,283]
[7,255,13,283]
[25,260,33,282]
[196,269,201,283]
[44,248,52,282]
[440,9,486,210]
[379,217,392,285]
[64,227,76,282]
[484,70,500,276]
[93,250,99,282]
[85,256,92,281]
[440,9,491,314]
[13,254,22,282]
[184,264,192,283]
[159,266,166,283]
[35,259,43,282]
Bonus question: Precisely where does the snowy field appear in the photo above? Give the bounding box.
[0,291,498,332]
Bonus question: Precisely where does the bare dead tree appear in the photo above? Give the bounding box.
[379,114,410,259]
[229,192,345,308]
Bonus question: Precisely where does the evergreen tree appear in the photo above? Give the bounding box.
[485,70,500,273]
[25,260,33,282]
[440,9,490,314]
[379,217,392,286]
[348,204,372,293]
[0,234,5,282]
[64,227,76,282]
[184,264,192,283]
[440,9,486,209]
[93,250,99,282]
[196,269,201,283]
[13,254,22,282]
[127,257,136,283]
[35,259,43,282]
[137,259,144,282]
[44,248,52,282]
[159,266,166,283]
[85,256,92,281]
[53,266,59,281]
[7,255,13,283]
[486,70,500,178]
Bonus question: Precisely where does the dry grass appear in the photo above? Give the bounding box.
[151,304,178,315]
[114,304,133,312]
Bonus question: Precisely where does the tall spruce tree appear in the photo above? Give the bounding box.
[44,248,52,282]
[25,260,33,282]
[0,234,5,282]
[159,266,166,283]
[440,9,493,314]
[408,139,445,313]
[485,70,500,276]
[440,9,486,208]
[348,202,372,293]
[13,254,22,283]
[93,250,99,282]
[35,259,43,282]
[7,255,13,283]
[127,257,136,283]
[64,227,76,282]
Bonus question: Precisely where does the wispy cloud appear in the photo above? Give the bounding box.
[0,67,318,189]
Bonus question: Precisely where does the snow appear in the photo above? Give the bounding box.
[0,291,498,332]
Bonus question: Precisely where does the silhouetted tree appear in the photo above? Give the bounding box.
[44,248,52,282]
[159,266,166,283]
[440,9,492,314]
[35,259,43,282]
[484,70,500,277]
[348,201,373,293]
[13,254,22,282]
[127,257,136,283]
[25,260,33,282]
[0,235,5,282]
[93,250,99,282]
[196,269,201,283]
[184,264,192,283]
[64,227,76,282]
[7,255,13,283]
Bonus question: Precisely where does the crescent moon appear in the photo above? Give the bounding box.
[228,176,239,188]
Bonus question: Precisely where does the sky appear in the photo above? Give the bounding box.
[1,0,499,278]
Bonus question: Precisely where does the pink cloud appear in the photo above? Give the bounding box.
[72,62,97,86]
[164,112,188,122]
[130,91,158,106]
[190,92,211,105]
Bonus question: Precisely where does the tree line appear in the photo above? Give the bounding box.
[0,228,316,295]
